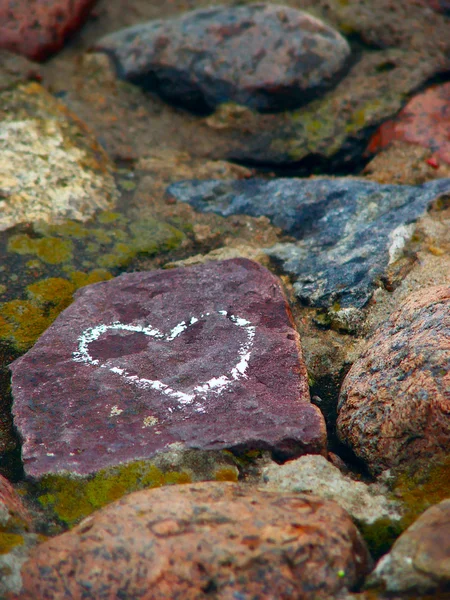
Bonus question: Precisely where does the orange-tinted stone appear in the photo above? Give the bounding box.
[15,482,371,600]
[367,83,450,166]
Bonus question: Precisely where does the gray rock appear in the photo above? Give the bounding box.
[260,454,401,526]
[94,3,351,113]
[167,177,450,309]
[368,499,450,594]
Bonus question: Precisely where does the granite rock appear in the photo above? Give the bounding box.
[167,177,450,310]
[94,3,351,114]
[261,454,401,526]
[0,0,97,61]
[11,258,326,478]
[0,82,118,232]
[14,482,371,600]
[337,286,450,475]
[368,498,450,594]
[367,83,450,168]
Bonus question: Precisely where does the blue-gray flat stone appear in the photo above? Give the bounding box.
[167,177,450,308]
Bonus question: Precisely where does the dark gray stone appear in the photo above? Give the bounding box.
[94,3,351,113]
[167,177,450,309]
[11,258,326,478]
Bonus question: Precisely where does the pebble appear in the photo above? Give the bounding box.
[94,3,351,113]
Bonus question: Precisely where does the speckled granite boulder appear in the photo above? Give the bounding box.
[368,499,450,594]
[94,3,351,113]
[12,482,371,600]
[337,286,450,475]
[167,177,450,312]
[0,82,118,232]
[11,258,326,478]
[0,0,97,61]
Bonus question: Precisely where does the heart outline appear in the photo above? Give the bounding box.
[72,311,256,407]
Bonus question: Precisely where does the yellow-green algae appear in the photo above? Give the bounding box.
[0,532,24,555]
[33,454,239,529]
[0,211,185,352]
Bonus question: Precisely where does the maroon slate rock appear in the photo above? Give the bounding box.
[13,482,371,600]
[94,3,351,113]
[11,259,326,478]
[337,285,450,475]
[0,0,97,62]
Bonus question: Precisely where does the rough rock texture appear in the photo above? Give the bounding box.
[261,454,401,526]
[368,498,450,594]
[94,3,351,113]
[0,82,118,231]
[0,51,41,91]
[13,482,371,600]
[337,286,450,475]
[167,177,450,310]
[0,0,97,61]
[367,83,450,167]
[11,258,326,478]
[0,474,37,599]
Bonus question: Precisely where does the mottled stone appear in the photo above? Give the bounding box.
[94,3,351,113]
[167,177,450,310]
[261,454,401,526]
[14,482,370,600]
[0,0,97,61]
[337,286,450,475]
[0,83,118,232]
[0,51,40,91]
[11,258,326,478]
[368,499,450,594]
[0,474,37,599]
[367,83,450,167]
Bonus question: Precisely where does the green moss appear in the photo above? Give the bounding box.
[26,278,75,306]
[36,460,193,528]
[8,234,73,264]
[97,211,121,224]
[393,457,450,528]
[358,518,404,560]
[0,533,24,554]
[214,467,239,482]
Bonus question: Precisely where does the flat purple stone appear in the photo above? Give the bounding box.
[11,259,326,478]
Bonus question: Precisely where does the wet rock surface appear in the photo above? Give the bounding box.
[369,499,450,594]
[367,83,450,168]
[0,0,97,61]
[337,286,450,475]
[14,482,371,600]
[11,258,326,478]
[168,177,450,309]
[94,3,351,114]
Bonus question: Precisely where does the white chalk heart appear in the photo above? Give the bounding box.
[72,311,255,406]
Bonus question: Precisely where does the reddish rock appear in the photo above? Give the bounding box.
[15,482,370,600]
[0,0,97,62]
[369,499,450,594]
[11,259,326,478]
[94,3,351,113]
[0,474,31,530]
[337,286,450,475]
[367,83,450,166]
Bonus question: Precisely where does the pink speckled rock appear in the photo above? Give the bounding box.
[337,286,450,475]
[14,482,371,600]
[11,258,326,478]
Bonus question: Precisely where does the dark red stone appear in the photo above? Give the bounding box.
[0,0,98,62]
[366,83,450,166]
[11,259,326,478]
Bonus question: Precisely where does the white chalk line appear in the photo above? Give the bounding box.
[72,311,255,406]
